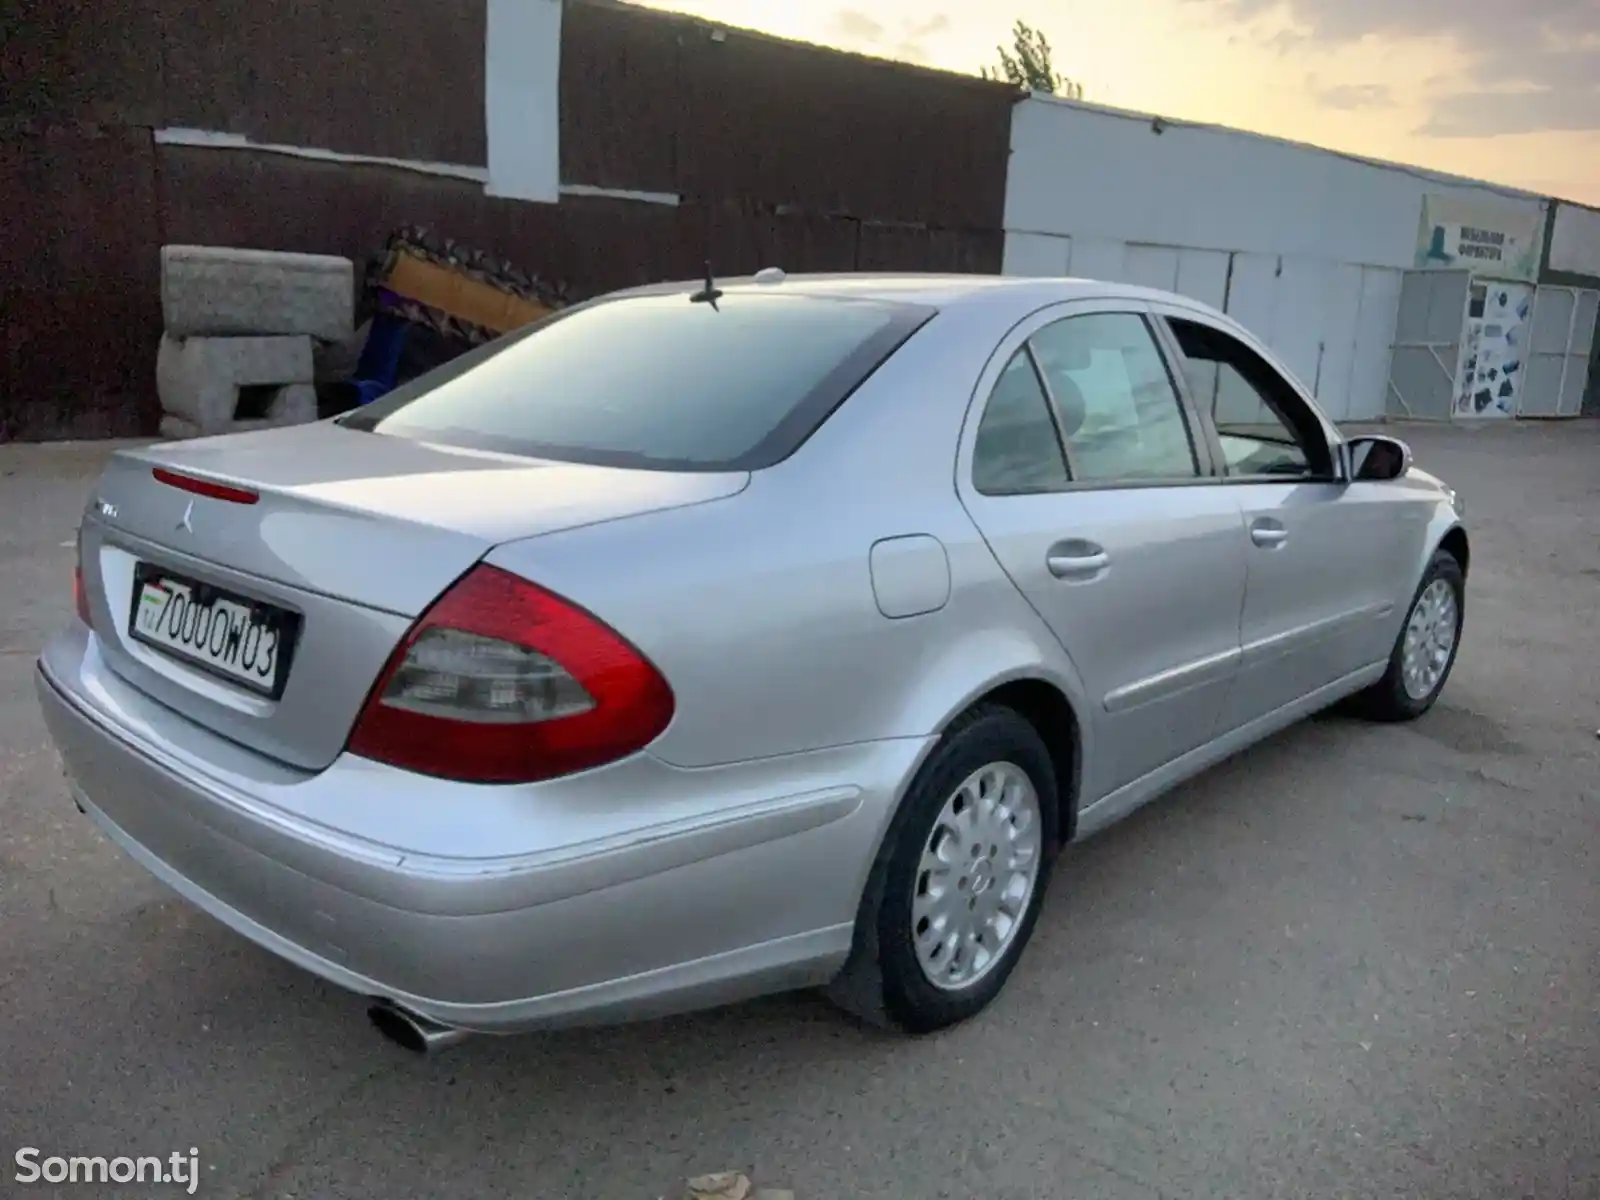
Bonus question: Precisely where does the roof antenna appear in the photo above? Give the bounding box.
[689,259,723,310]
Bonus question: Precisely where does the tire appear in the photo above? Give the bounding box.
[825,705,1061,1034]
[1355,548,1465,722]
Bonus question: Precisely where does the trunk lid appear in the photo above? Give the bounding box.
[96,422,748,614]
[79,422,747,769]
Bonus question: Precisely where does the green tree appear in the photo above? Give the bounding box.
[982,20,1083,98]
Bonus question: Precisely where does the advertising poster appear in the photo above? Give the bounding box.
[1453,280,1533,417]
[1416,194,1546,284]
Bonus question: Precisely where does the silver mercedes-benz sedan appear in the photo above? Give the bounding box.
[36,273,1467,1051]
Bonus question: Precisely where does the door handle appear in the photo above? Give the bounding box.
[1046,540,1109,579]
[1249,520,1288,548]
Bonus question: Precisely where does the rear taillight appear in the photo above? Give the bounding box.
[346,565,674,784]
[74,563,92,628]
[74,529,93,628]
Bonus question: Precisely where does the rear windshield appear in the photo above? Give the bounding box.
[338,290,934,471]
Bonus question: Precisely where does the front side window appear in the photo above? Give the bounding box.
[1029,313,1200,483]
[339,292,933,471]
[1166,317,1326,479]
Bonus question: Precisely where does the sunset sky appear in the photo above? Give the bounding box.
[636,0,1600,207]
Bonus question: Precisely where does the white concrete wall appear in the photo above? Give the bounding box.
[1549,203,1600,279]
[484,0,563,203]
[1001,97,1549,420]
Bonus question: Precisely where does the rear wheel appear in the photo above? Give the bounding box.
[826,706,1059,1033]
[1356,549,1465,722]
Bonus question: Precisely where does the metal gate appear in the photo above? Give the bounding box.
[1518,286,1599,418]
[1385,269,1470,420]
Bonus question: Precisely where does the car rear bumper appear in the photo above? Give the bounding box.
[36,625,930,1033]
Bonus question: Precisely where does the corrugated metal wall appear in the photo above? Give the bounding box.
[0,125,166,439]
[559,1,681,195]
[165,0,489,164]
[1540,202,1600,415]
[1,0,492,440]
[1,0,1015,441]
[1000,96,1564,421]
[1005,230,1404,422]
[558,1,1013,226]
[1004,97,1551,269]
[5,0,488,161]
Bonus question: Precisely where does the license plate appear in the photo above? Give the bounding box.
[128,565,299,698]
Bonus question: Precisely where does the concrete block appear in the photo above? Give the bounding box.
[158,415,206,441]
[157,334,315,433]
[313,318,372,382]
[267,383,317,425]
[162,245,355,341]
[159,384,317,441]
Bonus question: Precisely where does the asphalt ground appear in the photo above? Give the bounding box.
[1,421,1595,1199]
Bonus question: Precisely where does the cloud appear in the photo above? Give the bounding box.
[1193,0,1600,136]
[1311,80,1394,110]
[829,9,885,43]
[827,9,951,63]
[1418,86,1600,137]
[896,15,952,62]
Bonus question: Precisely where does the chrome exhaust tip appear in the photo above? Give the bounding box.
[367,1000,471,1054]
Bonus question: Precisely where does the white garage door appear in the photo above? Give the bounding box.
[1000,238,1399,420]
[1520,287,1599,418]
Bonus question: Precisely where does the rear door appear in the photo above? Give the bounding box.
[957,299,1249,804]
[1150,305,1424,732]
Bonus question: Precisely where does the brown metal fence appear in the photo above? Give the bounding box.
[0,0,1015,441]
[3,0,487,163]
[0,125,165,439]
[561,0,1016,227]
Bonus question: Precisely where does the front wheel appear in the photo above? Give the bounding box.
[826,706,1059,1034]
[1356,549,1465,722]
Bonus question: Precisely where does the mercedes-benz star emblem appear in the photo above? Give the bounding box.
[176,500,194,534]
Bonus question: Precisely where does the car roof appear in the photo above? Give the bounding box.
[606,272,1227,320]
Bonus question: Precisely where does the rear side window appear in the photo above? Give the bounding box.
[340,292,933,471]
[1029,313,1199,483]
[972,351,1071,495]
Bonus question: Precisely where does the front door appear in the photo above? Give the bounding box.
[1227,481,1419,723]
[1154,310,1421,731]
[958,303,1249,803]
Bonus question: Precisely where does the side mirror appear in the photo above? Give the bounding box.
[1345,434,1412,482]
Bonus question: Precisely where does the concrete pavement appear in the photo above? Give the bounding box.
[1,423,1595,1199]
